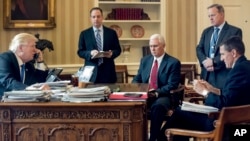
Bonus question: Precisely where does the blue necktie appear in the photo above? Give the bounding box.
[20,64,25,83]
[96,29,103,65]
[209,27,220,58]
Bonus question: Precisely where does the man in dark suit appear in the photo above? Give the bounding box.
[0,33,50,98]
[159,36,250,141]
[196,4,242,89]
[78,7,121,83]
[132,34,181,141]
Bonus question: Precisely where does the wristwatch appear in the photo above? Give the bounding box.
[155,91,159,98]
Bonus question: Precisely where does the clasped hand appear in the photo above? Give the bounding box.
[193,80,210,96]
[202,58,214,71]
[148,89,157,98]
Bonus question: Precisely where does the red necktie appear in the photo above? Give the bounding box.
[149,60,158,89]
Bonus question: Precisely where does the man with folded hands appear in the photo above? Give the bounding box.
[132,34,181,141]
[0,33,50,98]
[158,36,250,141]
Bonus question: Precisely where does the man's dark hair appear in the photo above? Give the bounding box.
[208,4,224,13]
[90,7,103,16]
[221,36,245,55]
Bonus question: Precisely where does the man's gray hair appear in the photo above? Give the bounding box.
[207,4,224,13]
[149,34,166,46]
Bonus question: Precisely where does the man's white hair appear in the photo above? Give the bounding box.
[9,33,38,52]
[149,34,166,46]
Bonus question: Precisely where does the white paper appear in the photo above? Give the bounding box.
[79,66,95,82]
[181,101,219,114]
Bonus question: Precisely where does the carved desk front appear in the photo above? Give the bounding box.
[0,101,147,141]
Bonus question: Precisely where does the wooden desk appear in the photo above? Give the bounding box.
[0,101,147,141]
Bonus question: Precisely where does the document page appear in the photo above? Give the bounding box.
[181,101,219,114]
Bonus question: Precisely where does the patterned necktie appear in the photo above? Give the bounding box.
[96,29,103,65]
[20,64,25,83]
[209,27,220,58]
[149,60,158,90]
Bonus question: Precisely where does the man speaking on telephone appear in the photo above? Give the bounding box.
[0,33,50,98]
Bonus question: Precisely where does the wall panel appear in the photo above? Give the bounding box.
[166,0,197,62]
[0,0,93,66]
[0,0,197,70]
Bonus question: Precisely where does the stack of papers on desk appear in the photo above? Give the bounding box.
[27,81,71,90]
[2,90,50,102]
[181,101,219,114]
[108,92,147,101]
[61,86,109,103]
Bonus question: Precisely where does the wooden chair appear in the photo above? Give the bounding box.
[147,73,186,120]
[166,104,250,141]
[115,65,135,83]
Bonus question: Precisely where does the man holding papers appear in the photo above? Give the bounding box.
[77,7,121,83]
[158,36,250,141]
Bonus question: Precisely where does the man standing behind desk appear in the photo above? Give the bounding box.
[132,34,181,141]
[0,33,50,97]
[196,4,242,89]
[77,7,121,83]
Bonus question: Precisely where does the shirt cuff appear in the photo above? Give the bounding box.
[155,92,159,98]
[202,89,209,97]
[35,62,48,71]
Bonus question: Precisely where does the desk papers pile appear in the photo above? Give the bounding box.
[28,81,71,90]
[181,101,219,114]
[2,90,50,102]
[61,86,109,103]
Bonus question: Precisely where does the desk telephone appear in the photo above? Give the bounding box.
[46,68,63,82]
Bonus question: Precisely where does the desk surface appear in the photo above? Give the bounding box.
[0,100,145,107]
[0,83,148,141]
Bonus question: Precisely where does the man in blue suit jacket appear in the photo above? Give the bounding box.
[159,36,250,141]
[196,4,242,89]
[0,33,50,98]
[132,34,181,141]
[78,7,121,83]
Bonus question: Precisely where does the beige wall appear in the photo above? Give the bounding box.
[0,0,197,67]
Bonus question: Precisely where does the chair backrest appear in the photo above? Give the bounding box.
[115,65,135,83]
[214,104,250,141]
[181,64,198,84]
[166,105,250,141]
[115,65,129,83]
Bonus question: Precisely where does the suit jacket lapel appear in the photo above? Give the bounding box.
[206,28,214,55]
[9,51,22,80]
[158,54,168,75]
[146,56,154,81]
[88,28,98,50]
[214,22,229,55]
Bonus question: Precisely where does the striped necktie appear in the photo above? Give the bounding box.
[209,27,220,58]
[96,29,103,65]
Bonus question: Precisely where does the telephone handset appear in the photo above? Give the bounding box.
[33,53,39,61]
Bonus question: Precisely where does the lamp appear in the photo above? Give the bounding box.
[122,44,131,63]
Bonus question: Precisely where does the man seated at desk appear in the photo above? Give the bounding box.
[132,34,181,141]
[0,33,50,98]
[159,36,250,141]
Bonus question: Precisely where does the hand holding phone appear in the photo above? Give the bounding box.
[34,49,44,62]
[34,53,39,60]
